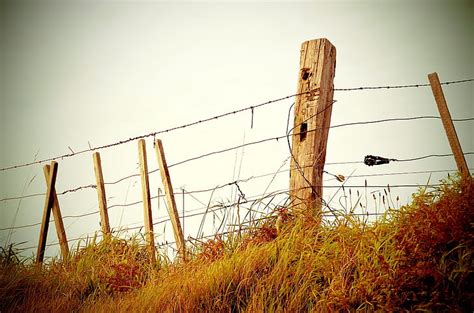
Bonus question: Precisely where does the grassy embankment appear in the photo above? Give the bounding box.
[1,175,472,312]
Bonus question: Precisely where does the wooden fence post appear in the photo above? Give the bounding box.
[36,161,59,264]
[154,139,186,261]
[138,139,156,263]
[289,38,337,215]
[93,152,111,235]
[42,164,69,260]
[428,72,470,180]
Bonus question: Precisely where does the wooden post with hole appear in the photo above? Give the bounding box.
[289,38,337,215]
[155,139,186,261]
[36,161,59,263]
[93,152,111,235]
[42,164,69,260]
[138,139,156,263]
[428,72,470,180]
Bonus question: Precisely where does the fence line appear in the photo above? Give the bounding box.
[1,77,473,259]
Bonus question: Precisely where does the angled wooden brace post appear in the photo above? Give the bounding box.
[154,139,186,261]
[289,38,337,217]
[36,161,59,264]
[428,72,470,181]
[42,164,69,261]
[138,139,156,263]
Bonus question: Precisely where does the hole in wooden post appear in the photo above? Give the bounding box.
[299,123,307,141]
[301,69,311,81]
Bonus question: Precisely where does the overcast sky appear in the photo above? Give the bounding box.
[1,1,472,260]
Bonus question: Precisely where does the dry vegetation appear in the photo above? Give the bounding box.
[1,175,473,312]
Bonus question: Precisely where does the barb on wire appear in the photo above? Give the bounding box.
[59,184,96,195]
[233,181,246,201]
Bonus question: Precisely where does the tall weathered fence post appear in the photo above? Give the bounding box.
[289,38,336,215]
[138,139,156,263]
[428,72,470,180]
[42,164,69,260]
[36,161,59,263]
[155,139,186,261]
[93,152,111,235]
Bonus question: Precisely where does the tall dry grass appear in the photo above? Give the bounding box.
[1,175,472,312]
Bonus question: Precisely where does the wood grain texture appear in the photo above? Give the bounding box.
[93,152,111,235]
[289,38,336,215]
[155,139,186,261]
[43,165,69,260]
[138,139,156,263]
[428,72,470,180]
[36,161,58,263]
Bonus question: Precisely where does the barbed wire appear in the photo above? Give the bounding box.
[1,112,472,231]
[0,153,468,205]
[0,141,472,208]
[2,114,472,203]
[2,78,472,173]
[333,78,474,91]
[95,114,474,184]
[0,91,319,172]
[159,117,474,169]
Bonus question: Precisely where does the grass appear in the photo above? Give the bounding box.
[1,174,472,312]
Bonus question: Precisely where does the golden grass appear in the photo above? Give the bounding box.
[1,175,472,312]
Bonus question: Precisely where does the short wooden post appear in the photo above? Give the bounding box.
[155,139,186,261]
[93,152,111,235]
[138,139,156,263]
[289,38,337,215]
[43,165,69,260]
[428,72,470,180]
[36,161,59,263]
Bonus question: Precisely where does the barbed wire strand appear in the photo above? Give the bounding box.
[0,90,321,172]
[0,143,472,210]
[2,78,472,173]
[333,78,474,91]
[2,114,472,203]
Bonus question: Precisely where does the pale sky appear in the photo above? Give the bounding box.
[1,1,473,260]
